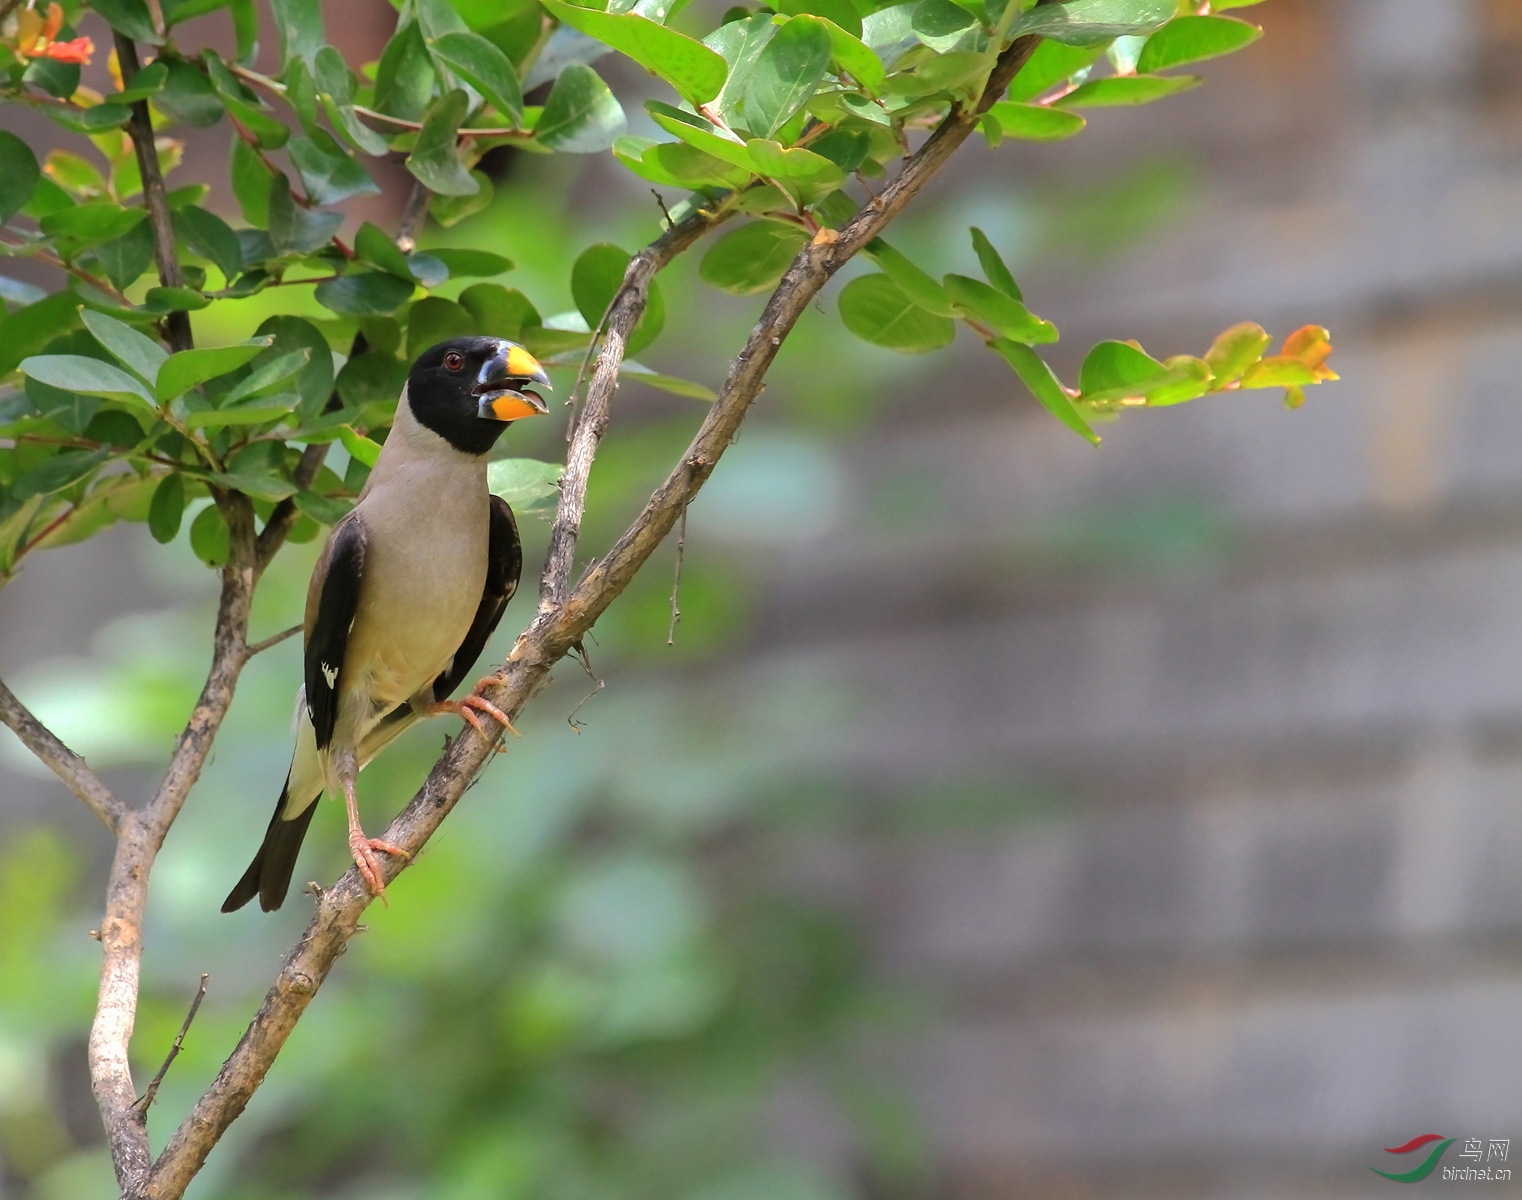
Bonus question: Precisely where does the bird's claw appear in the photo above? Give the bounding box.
[348,831,409,906]
[432,678,520,737]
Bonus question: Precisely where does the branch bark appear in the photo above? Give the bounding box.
[143,26,1049,1198]
[0,679,125,831]
[113,33,192,355]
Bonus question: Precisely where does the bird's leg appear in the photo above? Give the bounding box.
[427,676,520,738]
[340,758,409,905]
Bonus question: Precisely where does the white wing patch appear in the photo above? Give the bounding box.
[322,662,338,688]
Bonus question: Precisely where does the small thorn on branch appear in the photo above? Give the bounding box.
[651,188,674,230]
[135,974,209,1113]
[667,505,687,646]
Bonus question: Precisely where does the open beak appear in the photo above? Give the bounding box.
[475,343,552,422]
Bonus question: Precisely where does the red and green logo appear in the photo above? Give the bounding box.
[1371,1134,1456,1182]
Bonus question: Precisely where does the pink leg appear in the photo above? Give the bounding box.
[343,773,409,905]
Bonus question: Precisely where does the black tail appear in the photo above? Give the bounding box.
[221,776,319,913]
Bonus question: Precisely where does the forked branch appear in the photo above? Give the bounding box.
[143,25,1050,1198]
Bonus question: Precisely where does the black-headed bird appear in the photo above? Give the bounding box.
[222,337,550,913]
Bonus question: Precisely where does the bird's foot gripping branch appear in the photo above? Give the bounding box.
[0,0,1334,1194]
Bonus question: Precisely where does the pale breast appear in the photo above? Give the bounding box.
[337,401,491,728]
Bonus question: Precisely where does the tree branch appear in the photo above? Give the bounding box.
[0,678,126,832]
[113,33,192,355]
[144,27,1050,1198]
[90,495,260,1198]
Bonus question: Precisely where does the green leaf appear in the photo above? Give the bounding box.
[314,46,390,155]
[0,131,41,222]
[1239,355,1317,390]
[808,128,869,172]
[540,0,728,107]
[407,296,476,358]
[90,0,161,43]
[536,64,627,153]
[270,0,325,66]
[335,352,408,407]
[155,58,225,127]
[288,131,380,205]
[143,285,211,312]
[911,0,980,55]
[90,221,156,290]
[338,425,383,467]
[430,248,514,277]
[222,349,311,404]
[45,150,105,198]
[406,253,448,288]
[81,310,167,384]
[12,447,111,500]
[646,102,756,172]
[38,202,146,246]
[458,283,540,339]
[984,100,1086,141]
[621,362,715,401]
[777,0,860,38]
[354,221,414,279]
[818,18,885,93]
[204,53,290,148]
[156,338,274,401]
[990,339,1097,444]
[148,473,184,543]
[863,239,952,315]
[969,227,1020,299]
[1054,73,1201,106]
[190,502,230,565]
[705,13,777,125]
[19,355,156,408]
[111,60,170,104]
[744,138,844,205]
[431,171,494,226]
[838,274,956,354]
[374,22,437,121]
[1145,354,1212,406]
[428,30,525,124]
[943,275,1056,342]
[293,489,352,524]
[185,400,296,427]
[570,242,665,354]
[406,90,480,195]
[700,222,808,295]
[0,293,81,377]
[1203,321,1270,387]
[175,205,243,281]
[1014,0,1175,45]
[253,316,334,417]
[487,457,564,509]
[1077,339,1174,404]
[267,173,343,253]
[229,134,276,225]
[743,15,832,138]
[314,271,417,315]
[1136,14,1261,73]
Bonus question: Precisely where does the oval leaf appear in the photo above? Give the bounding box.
[838,274,956,354]
[536,63,627,153]
[541,0,727,107]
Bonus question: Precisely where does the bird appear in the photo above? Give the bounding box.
[222,336,551,913]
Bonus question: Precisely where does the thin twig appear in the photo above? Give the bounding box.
[114,33,191,354]
[245,624,300,657]
[667,505,687,645]
[395,182,431,253]
[134,975,209,1112]
[650,188,674,230]
[0,679,127,832]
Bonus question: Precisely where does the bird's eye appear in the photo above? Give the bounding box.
[443,351,464,371]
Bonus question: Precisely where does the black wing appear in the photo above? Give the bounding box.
[306,516,367,749]
[433,495,521,701]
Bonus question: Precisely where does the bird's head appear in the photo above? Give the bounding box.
[407,336,551,456]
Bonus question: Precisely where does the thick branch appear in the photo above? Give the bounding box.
[114,33,192,355]
[0,678,126,831]
[538,205,729,609]
[146,28,1049,1199]
[91,495,260,1198]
